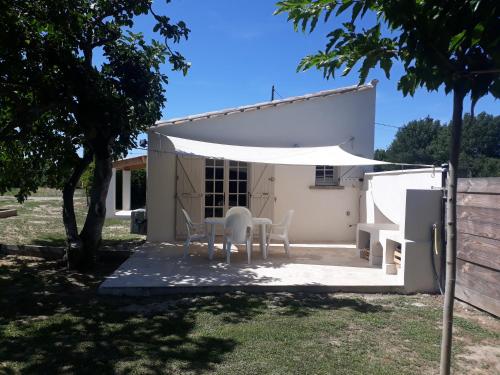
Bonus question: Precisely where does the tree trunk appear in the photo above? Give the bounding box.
[78,152,113,269]
[63,154,92,269]
[440,86,466,375]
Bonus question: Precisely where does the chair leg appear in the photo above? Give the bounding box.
[226,240,231,264]
[183,237,192,259]
[247,239,251,264]
[284,238,290,257]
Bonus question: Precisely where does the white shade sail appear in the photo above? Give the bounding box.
[165,136,390,166]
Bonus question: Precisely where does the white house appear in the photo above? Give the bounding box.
[100,80,446,294]
[147,81,379,243]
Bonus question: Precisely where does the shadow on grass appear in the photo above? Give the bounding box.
[0,255,388,374]
[0,256,235,374]
[181,292,386,324]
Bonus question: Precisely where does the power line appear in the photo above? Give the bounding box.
[375,122,403,129]
[274,88,285,99]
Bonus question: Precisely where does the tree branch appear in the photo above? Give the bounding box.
[465,69,500,76]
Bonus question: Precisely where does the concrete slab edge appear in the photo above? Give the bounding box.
[98,284,408,297]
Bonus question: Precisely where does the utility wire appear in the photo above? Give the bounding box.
[271,85,285,100]
[375,122,403,129]
[274,89,285,100]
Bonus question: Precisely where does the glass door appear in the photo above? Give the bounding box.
[204,159,249,217]
[228,161,248,210]
[204,159,225,218]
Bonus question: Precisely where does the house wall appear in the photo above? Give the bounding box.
[169,160,362,243]
[148,84,377,243]
[274,165,361,242]
[146,133,177,242]
[156,86,376,153]
[362,168,443,224]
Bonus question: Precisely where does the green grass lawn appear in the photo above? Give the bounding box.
[0,188,144,247]
[0,256,498,375]
[0,189,498,374]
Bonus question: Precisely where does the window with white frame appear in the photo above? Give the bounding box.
[315,165,339,186]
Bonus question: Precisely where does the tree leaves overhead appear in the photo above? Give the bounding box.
[276,0,500,97]
[0,0,190,201]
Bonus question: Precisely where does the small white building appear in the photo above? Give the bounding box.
[101,80,445,294]
[147,81,379,243]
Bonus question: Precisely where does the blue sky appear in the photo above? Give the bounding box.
[128,0,499,155]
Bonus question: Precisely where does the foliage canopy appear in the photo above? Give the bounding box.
[375,112,500,176]
[0,0,189,201]
[276,0,499,101]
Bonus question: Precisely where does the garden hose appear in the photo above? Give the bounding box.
[434,223,440,255]
[431,223,444,294]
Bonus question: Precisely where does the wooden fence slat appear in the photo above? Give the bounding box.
[456,192,500,209]
[456,259,500,301]
[457,220,500,241]
[457,206,500,225]
[457,232,500,271]
[458,178,500,194]
[455,284,500,317]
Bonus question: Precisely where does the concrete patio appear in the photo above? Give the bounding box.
[99,242,405,295]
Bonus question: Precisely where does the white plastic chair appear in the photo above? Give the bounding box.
[223,207,253,264]
[267,210,294,257]
[181,209,208,259]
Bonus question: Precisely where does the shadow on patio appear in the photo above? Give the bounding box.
[99,242,404,295]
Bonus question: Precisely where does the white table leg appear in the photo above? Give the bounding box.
[208,224,216,260]
[260,223,267,259]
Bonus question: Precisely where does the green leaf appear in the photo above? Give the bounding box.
[471,22,485,45]
[449,30,466,51]
[380,58,392,79]
[351,2,363,22]
[336,1,353,16]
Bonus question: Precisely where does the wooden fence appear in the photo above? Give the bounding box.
[456,178,500,317]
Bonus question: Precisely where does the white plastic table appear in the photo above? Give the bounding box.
[205,217,272,260]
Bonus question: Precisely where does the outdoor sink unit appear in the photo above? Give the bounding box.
[357,168,443,292]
